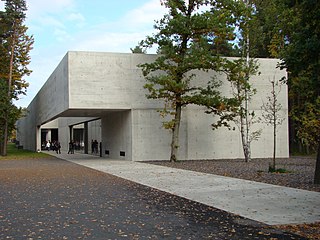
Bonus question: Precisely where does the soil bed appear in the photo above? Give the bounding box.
[146,156,320,192]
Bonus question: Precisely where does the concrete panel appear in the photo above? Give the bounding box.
[185,108,242,159]
[101,111,132,160]
[41,119,59,128]
[16,102,38,150]
[131,109,171,161]
[68,52,162,110]
[33,53,70,125]
[88,120,101,146]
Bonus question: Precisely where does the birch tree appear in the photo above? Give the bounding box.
[221,0,261,162]
[224,57,261,162]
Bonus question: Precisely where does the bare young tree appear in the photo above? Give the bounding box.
[261,78,285,170]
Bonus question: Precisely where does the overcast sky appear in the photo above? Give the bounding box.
[1,0,167,107]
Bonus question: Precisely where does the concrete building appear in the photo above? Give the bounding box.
[16,51,289,161]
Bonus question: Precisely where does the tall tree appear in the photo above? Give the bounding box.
[271,0,320,183]
[246,0,286,58]
[139,0,242,161]
[0,0,33,156]
[222,0,261,162]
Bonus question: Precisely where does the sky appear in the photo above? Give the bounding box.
[0,0,167,107]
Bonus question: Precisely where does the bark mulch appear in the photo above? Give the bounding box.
[0,157,311,239]
[147,156,320,239]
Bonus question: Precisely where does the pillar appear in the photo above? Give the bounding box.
[36,126,41,152]
[84,122,88,154]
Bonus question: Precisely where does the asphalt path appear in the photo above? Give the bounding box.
[0,157,306,239]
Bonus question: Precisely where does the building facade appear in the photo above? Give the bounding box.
[17,51,289,161]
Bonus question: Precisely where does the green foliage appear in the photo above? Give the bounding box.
[139,0,247,161]
[296,99,320,149]
[140,0,247,116]
[274,0,320,151]
[0,0,33,156]
[247,0,287,58]
[0,0,33,99]
[130,41,146,54]
[268,0,320,183]
[268,166,291,174]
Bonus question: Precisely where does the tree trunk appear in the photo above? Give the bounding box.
[1,117,8,156]
[170,104,182,162]
[314,142,320,184]
[244,0,251,163]
[272,123,276,170]
[1,25,16,157]
[272,80,276,169]
[240,109,251,162]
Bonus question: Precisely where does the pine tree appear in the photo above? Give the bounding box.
[139,0,242,161]
[0,0,33,156]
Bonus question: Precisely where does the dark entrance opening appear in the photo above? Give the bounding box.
[40,129,59,150]
[73,128,84,151]
[41,130,47,150]
[51,129,58,142]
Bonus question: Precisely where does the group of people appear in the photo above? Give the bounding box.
[44,140,61,154]
[42,139,100,155]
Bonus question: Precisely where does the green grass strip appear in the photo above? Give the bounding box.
[0,143,52,160]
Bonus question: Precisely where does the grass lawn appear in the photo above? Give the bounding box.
[0,143,51,160]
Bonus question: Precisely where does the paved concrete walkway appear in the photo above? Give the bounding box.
[48,152,320,226]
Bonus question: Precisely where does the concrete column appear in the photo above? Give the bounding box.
[36,126,41,152]
[69,126,73,141]
[84,122,88,154]
[47,130,51,142]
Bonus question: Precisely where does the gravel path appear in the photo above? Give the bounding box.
[0,157,308,240]
[146,157,320,192]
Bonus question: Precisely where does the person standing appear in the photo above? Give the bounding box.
[46,140,51,151]
[55,141,61,154]
[68,140,74,154]
[94,140,98,154]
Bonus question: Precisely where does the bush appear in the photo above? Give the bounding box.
[268,165,291,173]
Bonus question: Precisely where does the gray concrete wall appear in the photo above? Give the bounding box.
[101,111,132,160]
[131,109,171,161]
[34,53,70,125]
[17,54,70,151]
[88,120,101,147]
[68,51,162,110]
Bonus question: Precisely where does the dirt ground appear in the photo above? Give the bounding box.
[147,156,320,192]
